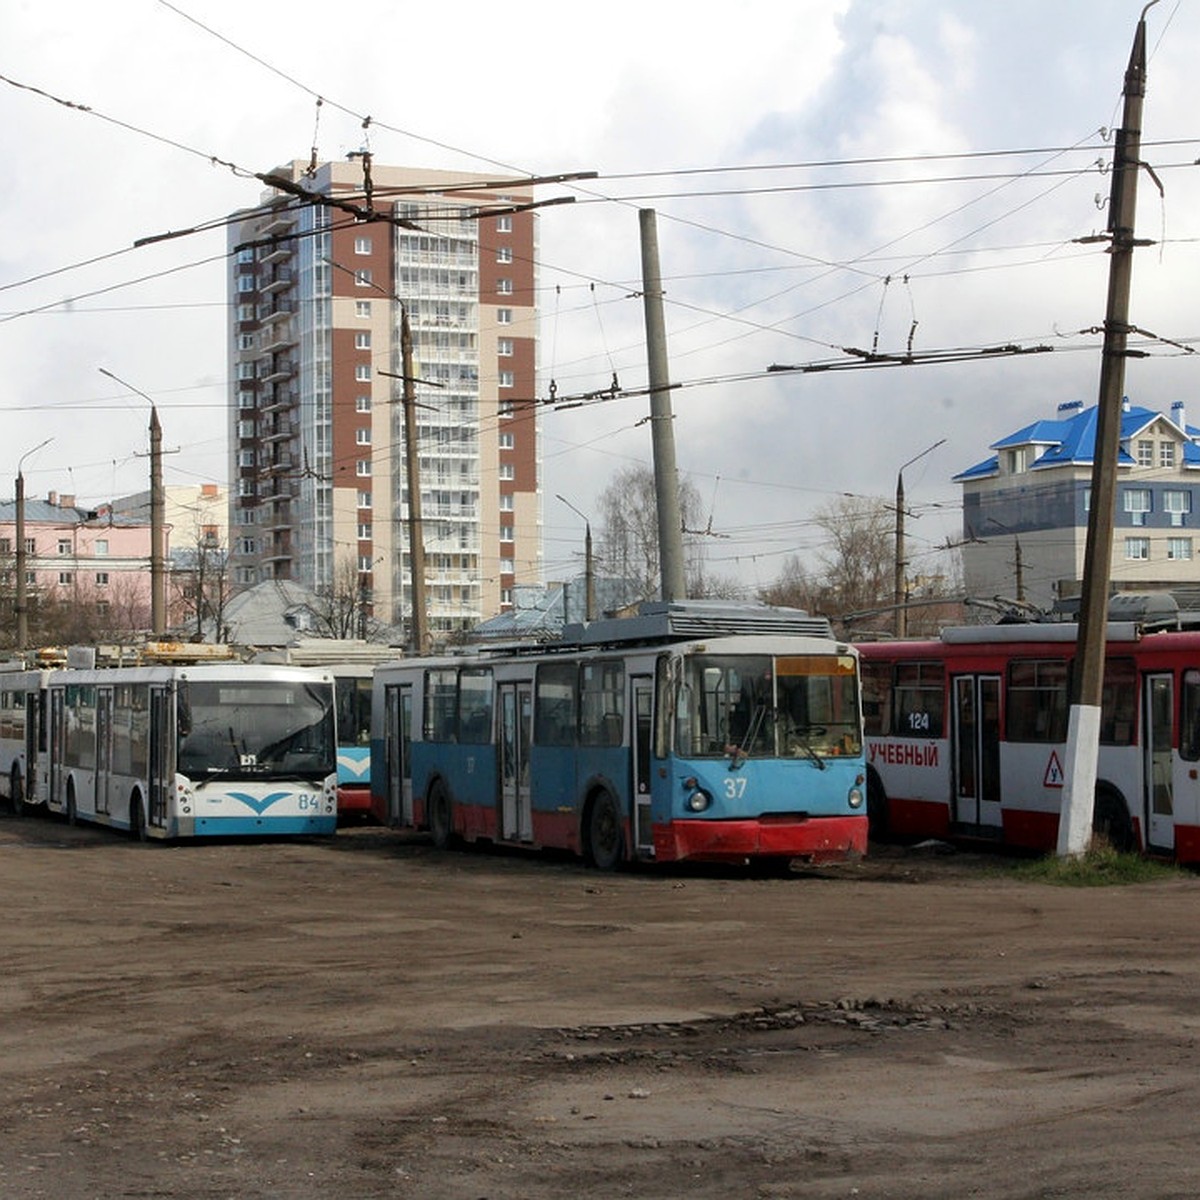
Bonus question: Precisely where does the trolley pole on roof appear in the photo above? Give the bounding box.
[1058,3,1156,857]
[639,209,687,603]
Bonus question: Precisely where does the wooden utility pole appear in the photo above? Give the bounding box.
[638,209,687,603]
[1058,4,1155,856]
[150,405,166,635]
[400,310,430,655]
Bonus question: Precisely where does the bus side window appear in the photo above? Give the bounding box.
[1182,670,1200,761]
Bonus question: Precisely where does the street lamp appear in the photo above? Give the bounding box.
[894,439,945,638]
[15,437,53,651]
[556,494,596,622]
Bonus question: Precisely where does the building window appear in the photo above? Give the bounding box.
[356,300,371,318]
[355,364,371,382]
[58,571,72,585]
[500,524,513,542]
[238,538,257,555]
[500,558,515,575]
[1125,537,1150,560]
[357,491,372,508]
[354,236,373,255]
[497,308,513,325]
[354,268,372,287]
[57,539,71,556]
[1161,441,1177,468]
[23,538,36,555]
[358,554,374,572]
[238,419,255,438]
[356,460,372,477]
[498,338,514,357]
[497,278,513,295]
[356,395,372,413]
[1165,490,1191,526]
[356,428,371,445]
[237,362,256,380]
[1005,448,1028,474]
[357,523,373,540]
[497,215,512,233]
[499,494,514,512]
[94,539,108,556]
[95,572,109,587]
[499,399,514,418]
[237,275,255,293]
[238,389,255,410]
[499,463,515,481]
[355,331,371,350]
[237,480,256,497]
[499,371,515,389]
[1124,488,1152,525]
[239,449,255,468]
[1137,439,1154,466]
[499,432,515,450]
[1168,537,1193,561]
[496,246,513,264]
[237,303,254,321]
[0,538,9,555]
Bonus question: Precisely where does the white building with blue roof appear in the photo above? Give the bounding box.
[957,397,1200,613]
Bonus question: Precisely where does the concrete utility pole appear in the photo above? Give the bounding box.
[556,494,596,621]
[638,209,687,603]
[1058,3,1156,857]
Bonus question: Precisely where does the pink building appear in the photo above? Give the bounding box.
[0,490,153,625]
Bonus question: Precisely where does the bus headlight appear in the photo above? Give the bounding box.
[847,786,864,809]
[685,789,711,813]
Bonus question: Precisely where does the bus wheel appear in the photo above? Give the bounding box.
[65,782,77,827]
[10,767,24,818]
[129,792,147,843]
[1093,787,1135,853]
[586,791,625,871]
[867,773,889,842]
[428,782,454,850]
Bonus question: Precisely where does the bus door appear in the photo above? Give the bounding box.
[384,684,413,826]
[499,681,533,841]
[1143,673,1174,851]
[49,688,65,811]
[24,689,41,803]
[951,675,1002,829]
[96,687,114,815]
[631,676,654,855]
[148,686,171,830]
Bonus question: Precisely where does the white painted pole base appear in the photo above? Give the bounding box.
[1057,704,1101,857]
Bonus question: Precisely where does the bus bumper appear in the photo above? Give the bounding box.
[180,816,338,837]
[655,814,867,864]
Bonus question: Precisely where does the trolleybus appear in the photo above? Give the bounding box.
[0,662,55,816]
[38,648,338,839]
[253,640,398,821]
[859,622,1200,861]
[370,601,867,868]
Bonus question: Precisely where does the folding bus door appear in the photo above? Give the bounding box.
[1143,673,1174,852]
[499,681,533,842]
[951,674,1002,830]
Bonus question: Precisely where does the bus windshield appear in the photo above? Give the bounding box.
[676,653,861,761]
[177,680,335,779]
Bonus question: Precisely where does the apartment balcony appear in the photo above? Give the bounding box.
[257,296,297,323]
[260,265,294,293]
[261,417,296,442]
[260,385,299,414]
[261,323,297,354]
[257,355,295,383]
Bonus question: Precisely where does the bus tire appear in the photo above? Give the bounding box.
[66,781,77,827]
[1093,786,1135,853]
[867,771,889,842]
[10,767,24,818]
[129,791,147,843]
[428,782,454,851]
[586,790,625,871]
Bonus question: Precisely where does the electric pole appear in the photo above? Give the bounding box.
[639,209,687,603]
[1058,3,1156,857]
[150,405,166,635]
[400,310,430,655]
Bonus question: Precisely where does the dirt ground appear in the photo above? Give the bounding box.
[2,814,1199,1200]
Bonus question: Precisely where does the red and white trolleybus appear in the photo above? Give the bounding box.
[859,623,1200,862]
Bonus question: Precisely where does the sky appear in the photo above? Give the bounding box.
[3,0,1199,603]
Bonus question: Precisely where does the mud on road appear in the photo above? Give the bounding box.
[2,813,1199,1199]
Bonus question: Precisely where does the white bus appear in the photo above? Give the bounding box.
[0,665,55,816]
[42,659,338,839]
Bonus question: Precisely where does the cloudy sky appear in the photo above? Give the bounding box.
[3,0,1198,600]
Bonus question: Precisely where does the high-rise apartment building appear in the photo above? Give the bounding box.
[226,159,540,640]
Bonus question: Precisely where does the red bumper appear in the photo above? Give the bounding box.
[655,814,867,864]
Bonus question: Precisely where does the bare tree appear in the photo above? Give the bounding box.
[812,496,893,621]
[596,465,709,602]
[171,531,231,641]
[314,559,368,640]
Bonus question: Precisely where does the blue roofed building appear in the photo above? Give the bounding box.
[957,397,1200,614]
